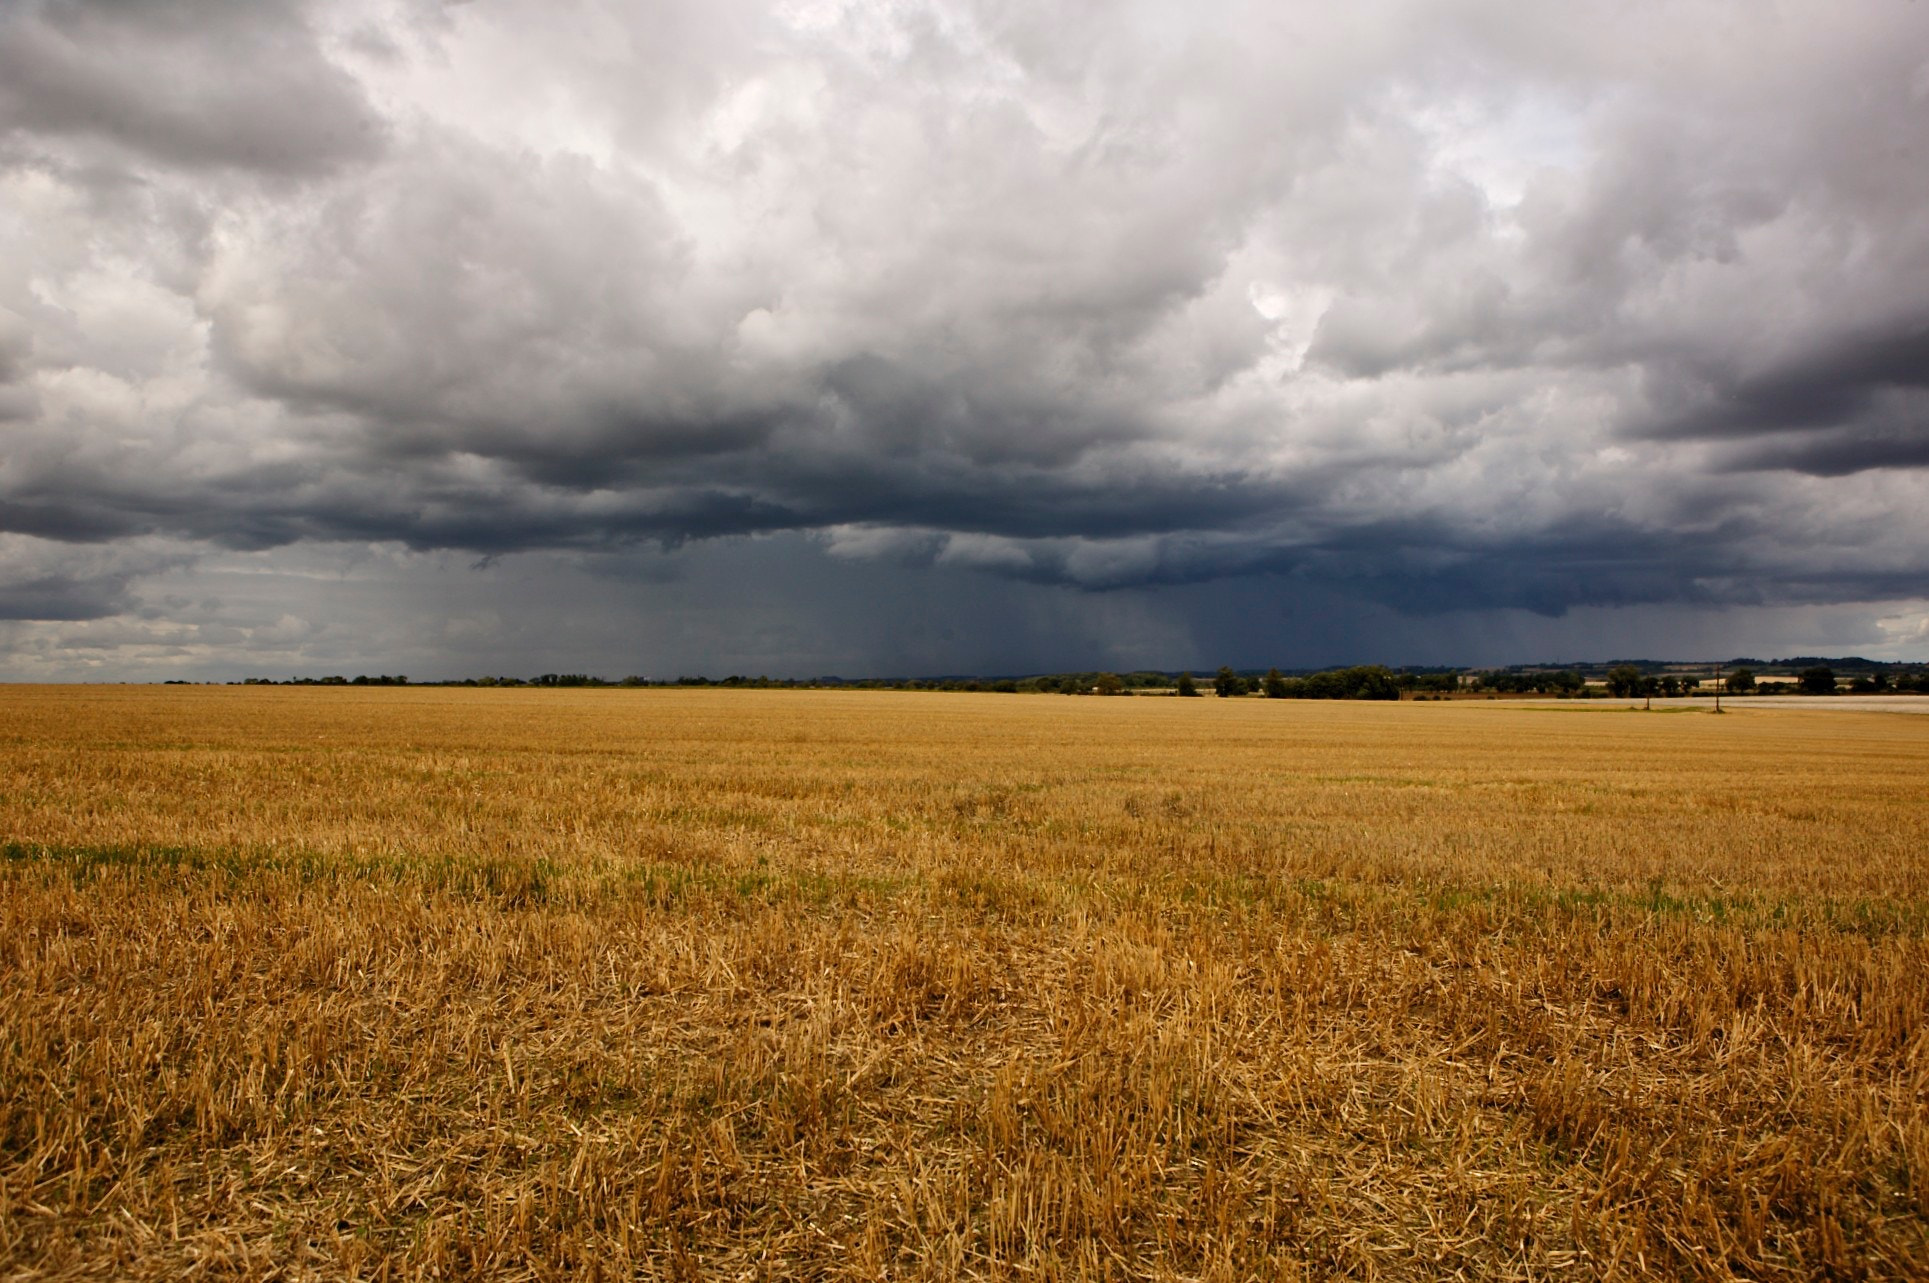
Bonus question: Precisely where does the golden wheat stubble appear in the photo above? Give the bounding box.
[1,685,1926,1279]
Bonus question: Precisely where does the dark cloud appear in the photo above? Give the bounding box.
[0,0,385,175]
[0,0,1926,668]
[0,536,191,621]
[0,573,129,621]
[1719,419,1929,478]
[1643,319,1929,475]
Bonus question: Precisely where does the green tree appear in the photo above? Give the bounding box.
[1095,672,1125,696]
[1724,668,1756,694]
[1279,665,1401,700]
[1175,672,1200,697]
[1347,665,1402,701]
[1605,665,1645,698]
[1214,666,1248,697]
[1262,667,1289,698]
[1798,666,1837,695]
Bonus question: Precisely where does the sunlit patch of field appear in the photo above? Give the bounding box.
[2,686,1925,1280]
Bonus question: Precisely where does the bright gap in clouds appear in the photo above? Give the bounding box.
[1411,87,1588,210]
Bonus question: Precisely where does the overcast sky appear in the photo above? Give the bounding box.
[3,0,1927,679]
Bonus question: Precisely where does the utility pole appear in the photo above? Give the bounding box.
[1713,663,1723,714]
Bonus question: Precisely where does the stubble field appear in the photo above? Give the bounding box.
[2,685,1926,1280]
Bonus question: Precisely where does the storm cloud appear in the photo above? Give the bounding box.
[1,0,1925,674]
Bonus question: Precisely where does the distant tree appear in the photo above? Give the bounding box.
[1095,672,1125,696]
[1605,665,1645,698]
[1214,667,1248,697]
[1346,666,1402,701]
[1724,668,1756,694]
[1658,675,1682,697]
[1262,667,1289,699]
[1798,666,1837,695]
[1175,672,1200,697]
[1282,665,1401,701]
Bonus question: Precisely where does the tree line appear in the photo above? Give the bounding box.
[216,660,1928,696]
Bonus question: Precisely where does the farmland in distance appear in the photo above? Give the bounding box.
[2,685,1926,1279]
